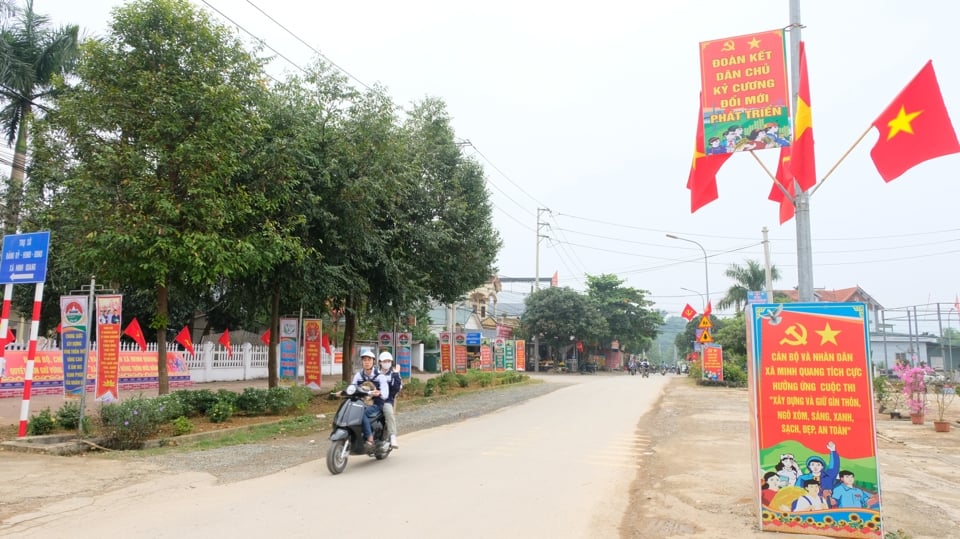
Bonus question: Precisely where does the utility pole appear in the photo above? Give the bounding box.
[789,0,814,301]
[532,207,550,372]
[762,227,773,294]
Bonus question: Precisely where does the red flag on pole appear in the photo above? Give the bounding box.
[123,317,147,352]
[321,334,332,355]
[687,95,732,212]
[703,301,713,319]
[792,41,817,191]
[767,147,796,224]
[218,328,232,358]
[954,294,959,313]
[260,328,271,346]
[0,328,15,349]
[55,323,62,334]
[681,304,698,321]
[550,271,558,287]
[175,326,195,355]
[870,61,960,182]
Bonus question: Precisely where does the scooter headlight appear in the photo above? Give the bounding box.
[345,384,357,396]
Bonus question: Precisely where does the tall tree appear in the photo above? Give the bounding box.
[0,0,78,233]
[584,274,663,354]
[717,259,781,314]
[523,286,606,364]
[36,0,272,393]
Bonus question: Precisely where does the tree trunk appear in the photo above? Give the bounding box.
[4,115,29,234]
[268,279,280,388]
[341,294,357,382]
[156,283,170,394]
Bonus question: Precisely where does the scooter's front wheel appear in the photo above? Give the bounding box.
[326,438,350,474]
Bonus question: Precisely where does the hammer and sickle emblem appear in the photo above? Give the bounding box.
[778,324,808,346]
[721,40,736,52]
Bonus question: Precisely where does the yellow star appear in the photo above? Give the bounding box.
[748,37,761,49]
[816,323,841,345]
[886,106,923,140]
[691,148,704,169]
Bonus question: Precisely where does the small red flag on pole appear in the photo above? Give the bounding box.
[123,317,147,352]
[681,304,698,321]
[260,328,271,346]
[174,326,195,355]
[218,329,233,358]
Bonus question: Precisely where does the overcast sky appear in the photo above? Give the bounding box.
[31,0,960,334]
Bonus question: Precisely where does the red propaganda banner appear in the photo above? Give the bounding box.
[701,345,724,382]
[480,344,493,371]
[95,295,122,402]
[515,339,526,371]
[747,303,882,538]
[0,350,191,398]
[440,331,451,372]
[303,319,322,389]
[699,29,790,154]
[455,345,468,374]
[334,350,343,365]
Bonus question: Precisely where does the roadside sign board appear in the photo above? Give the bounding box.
[0,231,51,284]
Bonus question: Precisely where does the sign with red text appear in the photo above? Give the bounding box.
[515,339,526,371]
[95,295,122,402]
[701,345,724,382]
[747,303,882,538]
[303,319,322,389]
[700,29,790,154]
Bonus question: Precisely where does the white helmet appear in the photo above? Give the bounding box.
[378,351,394,364]
[360,348,376,359]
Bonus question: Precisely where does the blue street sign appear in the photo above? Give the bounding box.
[466,331,482,345]
[0,231,51,284]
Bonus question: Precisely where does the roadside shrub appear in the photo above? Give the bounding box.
[187,389,219,416]
[171,416,194,436]
[153,393,189,422]
[236,387,269,415]
[403,377,424,396]
[287,386,313,412]
[265,386,294,415]
[55,401,82,430]
[167,390,200,417]
[437,372,457,389]
[467,370,494,387]
[28,408,56,435]
[423,378,438,397]
[495,371,526,385]
[456,374,469,388]
[99,396,164,449]
[723,362,747,386]
[216,389,239,408]
[207,400,234,423]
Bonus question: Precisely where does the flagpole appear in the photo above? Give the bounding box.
[790,0,815,302]
[749,150,793,201]
[809,124,874,196]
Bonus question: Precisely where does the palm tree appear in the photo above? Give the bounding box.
[0,0,78,233]
[718,259,781,313]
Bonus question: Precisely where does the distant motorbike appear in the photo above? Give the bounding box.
[641,365,650,378]
[628,364,637,376]
[326,383,391,475]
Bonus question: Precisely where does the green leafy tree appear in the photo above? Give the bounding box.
[522,287,606,365]
[717,259,781,314]
[34,0,274,393]
[584,274,663,355]
[0,0,78,233]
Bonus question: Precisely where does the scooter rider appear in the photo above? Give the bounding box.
[349,348,389,451]
[378,351,403,449]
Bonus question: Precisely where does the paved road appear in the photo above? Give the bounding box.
[2,373,669,538]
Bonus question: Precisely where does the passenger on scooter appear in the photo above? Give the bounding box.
[377,351,403,449]
[348,348,389,450]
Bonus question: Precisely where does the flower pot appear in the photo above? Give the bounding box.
[933,420,951,432]
[910,413,925,425]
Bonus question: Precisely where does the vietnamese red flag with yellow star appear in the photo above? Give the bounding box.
[175,325,195,355]
[871,60,960,182]
[687,96,731,212]
[218,328,233,358]
[791,41,817,191]
[767,147,796,224]
[122,317,147,352]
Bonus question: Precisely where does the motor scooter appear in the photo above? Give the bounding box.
[326,383,391,474]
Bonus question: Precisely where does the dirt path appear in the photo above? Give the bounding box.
[621,379,960,539]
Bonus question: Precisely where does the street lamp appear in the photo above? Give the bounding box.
[680,287,706,310]
[667,234,710,311]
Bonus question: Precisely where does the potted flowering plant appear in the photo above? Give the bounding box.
[894,362,932,424]
[931,380,955,432]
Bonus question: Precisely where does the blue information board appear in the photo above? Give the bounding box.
[0,231,50,284]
